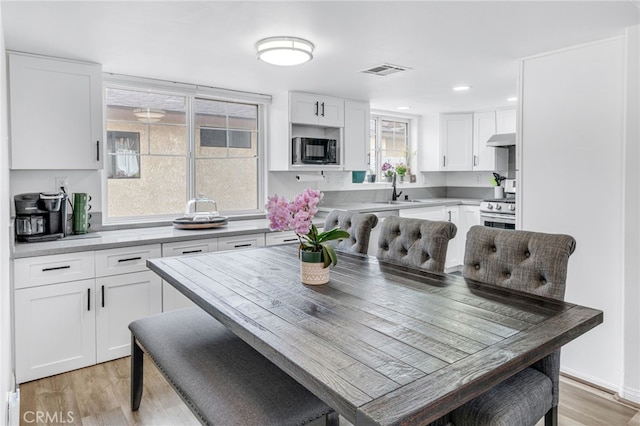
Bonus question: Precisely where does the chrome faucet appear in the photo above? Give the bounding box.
[391,173,403,201]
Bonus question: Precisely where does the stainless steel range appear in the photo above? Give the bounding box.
[480,179,516,229]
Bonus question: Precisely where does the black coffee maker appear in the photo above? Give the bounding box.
[15,192,68,242]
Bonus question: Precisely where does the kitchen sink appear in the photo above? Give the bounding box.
[369,200,434,205]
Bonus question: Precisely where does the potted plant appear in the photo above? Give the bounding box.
[366,168,377,183]
[395,162,407,182]
[381,161,395,182]
[265,188,350,285]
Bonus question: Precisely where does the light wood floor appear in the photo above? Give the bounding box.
[19,356,640,426]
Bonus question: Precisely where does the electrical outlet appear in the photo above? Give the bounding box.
[475,174,481,183]
[55,176,69,192]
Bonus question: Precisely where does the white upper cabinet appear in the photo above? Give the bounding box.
[8,53,103,170]
[343,100,370,171]
[440,113,473,171]
[496,107,517,133]
[290,92,344,127]
[473,111,508,171]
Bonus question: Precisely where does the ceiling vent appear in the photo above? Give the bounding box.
[360,63,411,77]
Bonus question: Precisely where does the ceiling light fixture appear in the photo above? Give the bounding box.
[397,106,412,110]
[507,97,518,102]
[453,85,471,91]
[133,108,165,123]
[256,36,314,66]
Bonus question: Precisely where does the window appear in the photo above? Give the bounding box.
[104,80,266,222]
[369,116,410,181]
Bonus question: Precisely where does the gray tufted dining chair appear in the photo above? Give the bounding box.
[323,210,379,255]
[450,225,577,426]
[376,215,457,273]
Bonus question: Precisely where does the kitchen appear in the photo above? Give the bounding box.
[0,1,639,425]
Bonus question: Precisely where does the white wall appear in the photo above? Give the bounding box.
[622,24,640,404]
[9,170,102,214]
[1,6,15,422]
[520,35,631,394]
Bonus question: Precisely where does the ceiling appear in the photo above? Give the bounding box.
[2,1,639,116]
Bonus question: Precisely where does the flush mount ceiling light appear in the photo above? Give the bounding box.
[453,85,471,91]
[256,36,314,66]
[133,108,165,123]
[507,97,518,102]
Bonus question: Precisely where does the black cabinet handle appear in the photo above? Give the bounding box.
[321,102,325,117]
[448,211,452,222]
[101,285,105,308]
[234,243,252,248]
[96,141,100,161]
[42,265,71,272]
[118,256,142,263]
[182,249,203,254]
[314,101,319,116]
[283,238,298,243]
[87,288,91,311]
[443,156,446,167]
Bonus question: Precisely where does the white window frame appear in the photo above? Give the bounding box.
[102,74,270,224]
[370,113,412,180]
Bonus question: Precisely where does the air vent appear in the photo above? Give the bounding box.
[360,63,411,77]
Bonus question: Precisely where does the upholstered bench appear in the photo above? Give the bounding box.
[130,307,338,426]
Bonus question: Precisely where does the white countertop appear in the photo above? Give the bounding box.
[12,198,481,259]
[12,218,276,259]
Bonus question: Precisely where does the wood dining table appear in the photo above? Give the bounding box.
[147,245,603,426]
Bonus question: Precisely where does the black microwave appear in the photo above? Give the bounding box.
[292,137,338,165]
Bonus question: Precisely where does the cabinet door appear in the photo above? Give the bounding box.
[95,271,162,363]
[318,96,345,127]
[290,92,344,127]
[496,108,517,133]
[473,111,502,171]
[290,92,324,125]
[161,239,219,312]
[445,207,462,268]
[95,244,161,277]
[440,114,473,171]
[8,53,103,170]
[14,251,95,289]
[399,206,446,221]
[343,100,370,171]
[218,233,266,251]
[162,238,219,257]
[265,231,301,246]
[15,279,96,383]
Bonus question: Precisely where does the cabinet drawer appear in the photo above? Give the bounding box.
[265,231,300,246]
[14,252,95,289]
[162,239,218,257]
[218,233,265,251]
[95,244,161,277]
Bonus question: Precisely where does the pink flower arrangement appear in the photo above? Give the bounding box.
[265,187,349,267]
[381,161,395,177]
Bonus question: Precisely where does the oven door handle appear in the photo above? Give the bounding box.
[480,212,516,224]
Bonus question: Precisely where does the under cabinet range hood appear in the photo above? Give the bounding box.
[486,133,516,147]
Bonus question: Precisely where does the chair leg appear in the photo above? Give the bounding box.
[131,334,144,411]
[326,411,340,426]
[544,406,558,426]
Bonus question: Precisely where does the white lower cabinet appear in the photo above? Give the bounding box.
[218,233,265,251]
[444,207,462,269]
[161,238,219,312]
[160,234,264,312]
[14,279,96,383]
[399,205,466,269]
[265,230,300,246]
[14,245,162,383]
[95,271,161,362]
